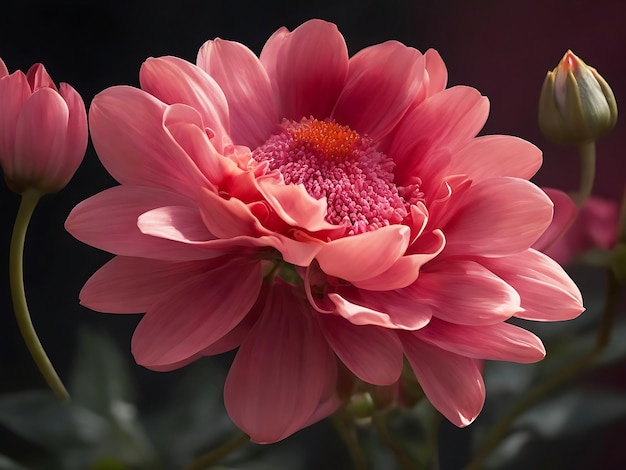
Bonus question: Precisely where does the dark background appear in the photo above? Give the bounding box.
[1,0,625,468]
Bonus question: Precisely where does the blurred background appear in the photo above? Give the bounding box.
[1,0,625,468]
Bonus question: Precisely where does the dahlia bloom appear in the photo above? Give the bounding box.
[0,59,87,194]
[66,20,584,443]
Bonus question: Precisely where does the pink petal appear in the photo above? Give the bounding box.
[0,71,30,161]
[132,257,262,369]
[140,56,230,149]
[329,289,432,330]
[424,49,447,97]
[409,260,522,325]
[413,318,546,363]
[197,38,279,147]
[25,63,56,91]
[65,185,218,261]
[352,230,445,291]
[401,334,485,427]
[332,41,425,142]
[532,188,578,255]
[137,205,214,243]
[389,86,488,179]
[58,83,88,172]
[224,282,337,443]
[319,314,403,385]
[260,19,349,121]
[315,225,410,282]
[14,88,69,188]
[481,249,584,321]
[80,256,212,313]
[255,174,336,232]
[89,86,211,199]
[443,177,554,257]
[450,135,543,182]
[0,57,8,77]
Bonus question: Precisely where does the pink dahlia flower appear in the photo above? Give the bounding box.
[66,20,584,443]
[0,59,87,194]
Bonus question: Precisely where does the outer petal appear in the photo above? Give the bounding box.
[401,334,485,427]
[450,135,543,182]
[443,177,554,257]
[132,257,262,369]
[332,41,425,142]
[352,230,445,291]
[316,225,410,282]
[89,86,211,199]
[260,19,349,121]
[409,260,522,325]
[25,63,56,90]
[389,86,489,181]
[59,83,88,173]
[424,49,447,97]
[224,282,337,443]
[14,88,69,189]
[197,38,279,147]
[413,318,546,363]
[481,249,584,321]
[140,56,230,149]
[0,71,31,161]
[329,289,432,330]
[319,314,403,385]
[532,188,578,255]
[0,58,8,78]
[65,185,218,261]
[80,256,212,313]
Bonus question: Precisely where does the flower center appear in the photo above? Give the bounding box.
[252,118,423,235]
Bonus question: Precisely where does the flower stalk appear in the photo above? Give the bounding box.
[574,141,596,208]
[184,431,249,470]
[9,189,69,401]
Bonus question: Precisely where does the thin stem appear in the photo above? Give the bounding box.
[184,431,249,470]
[9,189,69,401]
[371,412,416,470]
[574,141,596,208]
[332,410,367,470]
[466,269,622,470]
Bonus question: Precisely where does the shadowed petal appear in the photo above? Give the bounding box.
[132,258,262,370]
[224,282,337,443]
[260,19,349,121]
[401,334,485,427]
[319,314,403,385]
[414,318,546,363]
[333,41,425,141]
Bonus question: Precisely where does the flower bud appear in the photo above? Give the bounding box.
[0,60,88,194]
[538,50,617,144]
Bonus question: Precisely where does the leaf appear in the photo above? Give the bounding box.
[68,327,136,417]
[0,391,109,450]
[0,454,29,470]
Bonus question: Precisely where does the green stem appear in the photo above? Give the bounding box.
[184,432,249,470]
[466,269,621,470]
[371,412,416,470]
[332,409,367,470]
[9,189,69,401]
[574,141,596,208]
